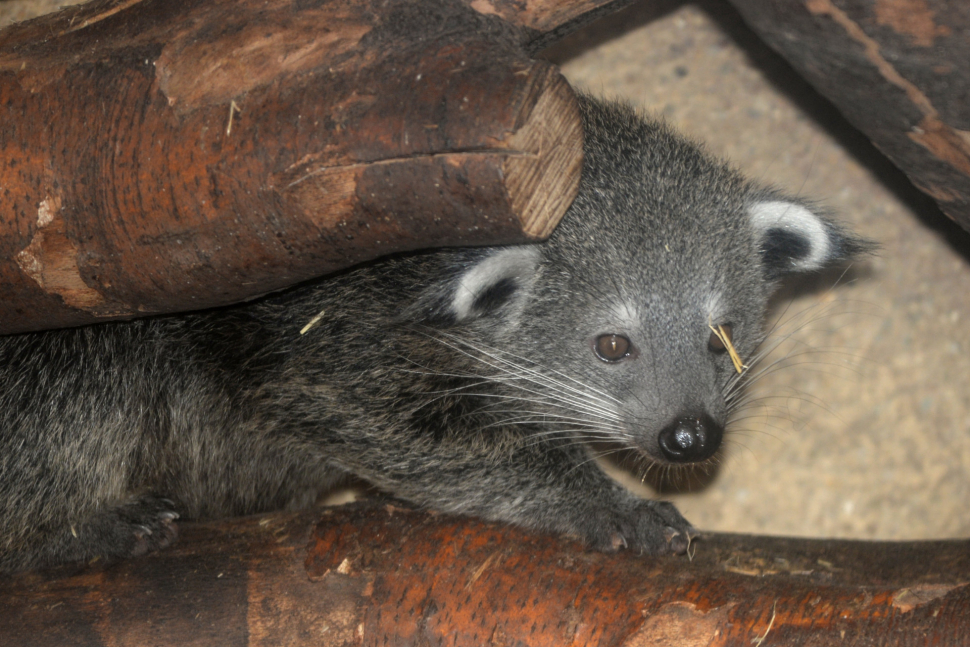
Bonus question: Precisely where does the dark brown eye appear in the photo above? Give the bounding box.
[594,334,632,362]
[709,324,733,352]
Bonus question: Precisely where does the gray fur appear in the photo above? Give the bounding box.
[0,96,869,572]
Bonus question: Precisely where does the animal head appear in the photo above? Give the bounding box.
[416,97,869,467]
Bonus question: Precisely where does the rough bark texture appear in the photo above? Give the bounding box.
[0,0,599,334]
[1,500,968,646]
[726,0,970,231]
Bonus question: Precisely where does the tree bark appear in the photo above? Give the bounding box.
[2,500,968,646]
[0,0,614,334]
[726,0,970,232]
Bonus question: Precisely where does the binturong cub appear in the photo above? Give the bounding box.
[0,96,870,572]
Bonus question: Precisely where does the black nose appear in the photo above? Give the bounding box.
[658,414,723,463]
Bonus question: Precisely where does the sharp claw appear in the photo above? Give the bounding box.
[665,527,690,554]
[159,511,180,521]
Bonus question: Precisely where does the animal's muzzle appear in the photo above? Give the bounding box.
[657,414,723,463]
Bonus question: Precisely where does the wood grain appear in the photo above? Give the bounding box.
[2,500,968,646]
[727,0,970,231]
[0,0,594,334]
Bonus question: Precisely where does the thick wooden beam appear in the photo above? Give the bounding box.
[2,501,968,646]
[726,0,970,231]
[0,0,598,334]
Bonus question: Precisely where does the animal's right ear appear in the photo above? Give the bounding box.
[748,199,872,280]
[410,247,540,327]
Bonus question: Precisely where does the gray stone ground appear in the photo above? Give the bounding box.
[4,0,969,540]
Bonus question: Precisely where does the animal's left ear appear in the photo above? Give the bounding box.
[748,199,872,279]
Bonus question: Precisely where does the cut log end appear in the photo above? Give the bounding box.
[276,62,583,250]
[505,68,584,239]
[468,0,635,36]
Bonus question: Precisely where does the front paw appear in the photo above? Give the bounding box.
[583,499,697,555]
[118,496,181,558]
[71,495,181,564]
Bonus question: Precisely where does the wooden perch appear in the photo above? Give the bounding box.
[0,0,611,334]
[2,500,968,646]
[726,0,970,232]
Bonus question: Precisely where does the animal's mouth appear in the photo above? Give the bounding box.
[594,411,732,493]
[588,439,721,493]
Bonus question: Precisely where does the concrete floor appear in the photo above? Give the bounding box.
[4,0,969,541]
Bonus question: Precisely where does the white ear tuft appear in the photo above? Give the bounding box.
[451,247,539,321]
[749,200,833,274]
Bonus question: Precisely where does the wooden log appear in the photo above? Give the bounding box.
[2,500,968,646]
[725,0,970,232]
[0,0,595,335]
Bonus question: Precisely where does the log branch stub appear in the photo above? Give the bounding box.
[726,0,970,231]
[0,0,589,334]
[2,500,969,646]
